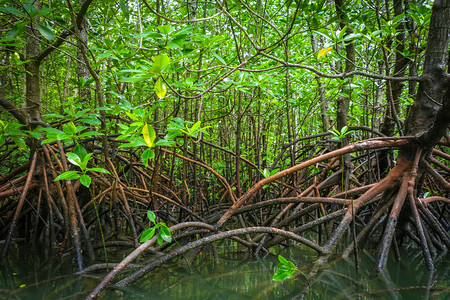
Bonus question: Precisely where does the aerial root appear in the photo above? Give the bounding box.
[2,152,37,257]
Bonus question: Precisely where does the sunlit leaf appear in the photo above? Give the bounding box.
[317,46,333,58]
[154,77,167,99]
[142,124,156,148]
[66,152,81,167]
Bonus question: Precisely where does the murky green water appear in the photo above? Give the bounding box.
[1,242,449,299]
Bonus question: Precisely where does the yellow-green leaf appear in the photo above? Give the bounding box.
[317,46,333,58]
[142,123,156,148]
[154,77,167,99]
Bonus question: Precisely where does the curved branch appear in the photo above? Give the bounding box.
[259,51,423,82]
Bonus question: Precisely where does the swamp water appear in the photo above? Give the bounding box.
[1,242,449,299]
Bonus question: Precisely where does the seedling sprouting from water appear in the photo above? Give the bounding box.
[273,255,300,281]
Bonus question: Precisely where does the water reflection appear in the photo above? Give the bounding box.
[1,243,448,299]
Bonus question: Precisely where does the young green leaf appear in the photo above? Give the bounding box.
[190,121,201,133]
[157,233,164,246]
[155,139,175,147]
[66,152,82,168]
[273,268,294,281]
[63,122,77,135]
[54,171,80,181]
[141,148,155,167]
[159,226,172,243]
[140,227,156,243]
[147,210,156,223]
[79,153,94,170]
[74,143,88,161]
[80,174,92,187]
[157,24,171,34]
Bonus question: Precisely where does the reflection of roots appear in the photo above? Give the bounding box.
[0,137,448,300]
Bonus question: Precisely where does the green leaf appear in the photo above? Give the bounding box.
[80,174,92,187]
[41,127,65,135]
[120,76,149,83]
[273,269,294,281]
[211,52,226,64]
[154,77,167,99]
[159,226,172,243]
[147,210,156,223]
[7,22,27,38]
[125,111,140,121]
[119,0,129,21]
[31,129,41,139]
[157,24,171,34]
[35,23,56,41]
[140,227,156,243]
[78,131,104,138]
[80,117,101,125]
[118,139,147,148]
[155,139,175,147]
[0,7,25,17]
[63,122,77,135]
[151,54,170,74]
[87,167,111,174]
[73,144,88,161]
[141,148,155,167]
[278,255,289,265]
[157,233,164,246]
[54,171,80,181]
[43,113,65,119]
[190,121,201,133]
[343,33,362,42]
[66,152,82,167]
[80,152,93,170]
